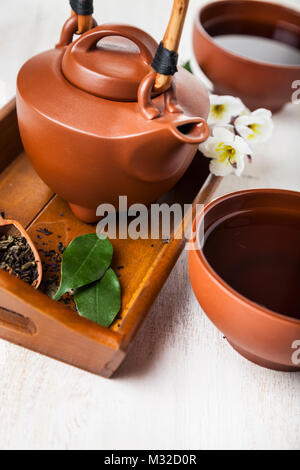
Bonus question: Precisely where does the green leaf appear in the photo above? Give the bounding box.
[53,234,113,301]
[183,60,192,73]
[74,268,121,327]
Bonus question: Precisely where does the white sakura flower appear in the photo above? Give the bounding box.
[208,95,245,126]
[234,108,273,144]
[199,127,253,177]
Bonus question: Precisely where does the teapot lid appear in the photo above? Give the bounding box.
[62,24,159,102]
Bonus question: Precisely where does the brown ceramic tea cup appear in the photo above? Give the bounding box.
[192,0,300,112]
[188,189,300,371]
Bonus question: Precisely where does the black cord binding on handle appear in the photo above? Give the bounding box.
[70,0,94,15]
[152,42,178,76]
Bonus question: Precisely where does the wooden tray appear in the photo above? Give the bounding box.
[0,99,221,377]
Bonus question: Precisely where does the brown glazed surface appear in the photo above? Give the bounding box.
[193,0,300,112]
[189,189,300,371]
[17,18,210,223]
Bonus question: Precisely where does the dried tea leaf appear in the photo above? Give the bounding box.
[0,235,38,285]
[74,268,121,327]
[53,234,113,301]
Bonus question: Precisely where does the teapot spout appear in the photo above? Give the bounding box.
[170,117,210,145]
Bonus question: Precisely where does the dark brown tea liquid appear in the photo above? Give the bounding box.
[203,209,300,320]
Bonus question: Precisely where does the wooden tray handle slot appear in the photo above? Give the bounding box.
[0,306,37,336]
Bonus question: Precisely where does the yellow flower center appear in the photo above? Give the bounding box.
[211,104,226,120]
[216,143,237,167]
[248,123,261,139]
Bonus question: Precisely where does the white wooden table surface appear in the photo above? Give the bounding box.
[0,0,299,451]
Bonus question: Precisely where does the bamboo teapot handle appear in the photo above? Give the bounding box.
[70,0,94,34]
[69,0,189,85]
[153,0,190,93]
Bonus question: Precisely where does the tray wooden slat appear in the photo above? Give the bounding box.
[0,99,221,377]
[0,152,54,226]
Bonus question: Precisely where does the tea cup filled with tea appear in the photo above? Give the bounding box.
[192,0,300,112]
[189,189,300,371]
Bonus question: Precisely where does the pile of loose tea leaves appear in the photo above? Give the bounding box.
[53,234,121,328]
[0,235,38,285]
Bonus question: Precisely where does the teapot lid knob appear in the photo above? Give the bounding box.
[62,24,159,102]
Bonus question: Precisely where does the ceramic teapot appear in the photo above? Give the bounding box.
[16,1,210,223]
